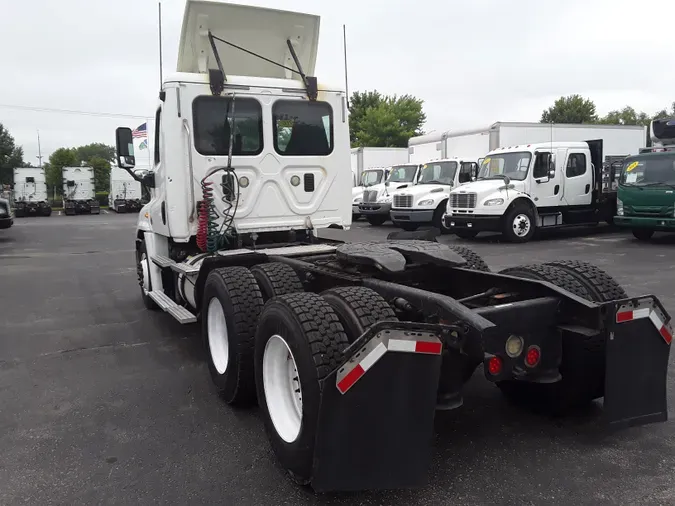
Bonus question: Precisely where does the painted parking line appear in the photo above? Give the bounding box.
[102,209,109,214]
[58,211,62,216]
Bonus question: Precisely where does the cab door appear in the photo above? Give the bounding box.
[562,150,593,207]
[529,150,563,209]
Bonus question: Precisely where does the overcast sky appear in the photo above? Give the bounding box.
[1,0,674,166]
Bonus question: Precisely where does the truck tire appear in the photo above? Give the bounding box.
[447,245,490,272]
[254,292,349,484]
[632,229,654,241]
[366,215,387,226]
[543,260,628,302]
[432,205,451,235]
[322,286,397,342]
[502,205,536,243]
[251,262,303,302]
[43,207,52,217]
[203,267,264,405]
[136,241,159,310]
[496,263,607,413]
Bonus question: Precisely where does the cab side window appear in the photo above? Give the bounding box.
[566,153,587,178]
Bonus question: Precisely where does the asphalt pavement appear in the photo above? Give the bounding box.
[1,214,675,505]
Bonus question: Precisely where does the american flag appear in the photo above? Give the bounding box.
[132,123,147,138]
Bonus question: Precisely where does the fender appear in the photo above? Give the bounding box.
[504,195,539,222]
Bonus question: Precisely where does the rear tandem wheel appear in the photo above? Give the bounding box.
[254,292,349,484]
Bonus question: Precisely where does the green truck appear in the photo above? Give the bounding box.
[615,118,675,240]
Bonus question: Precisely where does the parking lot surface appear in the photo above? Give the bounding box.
[1,214,674,505]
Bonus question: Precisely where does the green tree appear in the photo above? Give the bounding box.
[540,95,598,124]
[348,91,384,144]
[46,148,78,194]
[0,123,25,185]
[598,106,651,126]
[90,156,111,192]
[350,93,426,147]
[75,143,115,164]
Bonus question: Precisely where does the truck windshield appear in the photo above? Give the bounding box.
[418,161,457,184]
[478,152,531,181]
[620,153,675,187]
[361,170,383,186]
[387,165,417,183]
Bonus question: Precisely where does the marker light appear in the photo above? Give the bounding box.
[525,346,541,367]
[291,175,301,187]
[505,335,524,358]
[487,356,503,375]
[239,176,250,188]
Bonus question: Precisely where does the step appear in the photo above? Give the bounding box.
[256,243,337,256]
[148,291,197,324]
[151,255,200,275]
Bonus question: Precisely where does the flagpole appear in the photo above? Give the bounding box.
[148,118,152,169]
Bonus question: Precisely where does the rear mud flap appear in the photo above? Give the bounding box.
[311,323,444,492]
[605,296,672,429]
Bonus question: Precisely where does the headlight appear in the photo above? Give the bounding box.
[0,207,7,216]
[353,197,362,203]
[418,199,435,206]
[484,198,504,206]
[617,198,624,216]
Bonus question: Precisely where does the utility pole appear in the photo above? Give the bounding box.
[36,130,43,168]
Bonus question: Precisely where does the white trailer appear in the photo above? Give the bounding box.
[13,167,51,217]
[62,166,100,215]
[109,166,143,213]
[409,122,647,164]
[350,147,409,183]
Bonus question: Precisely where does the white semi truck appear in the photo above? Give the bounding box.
[13,167,51,217]
[109,166,143,213]
[62,166,100,215]
[112,0,671,493]
[446,135,645,242]
[389,158,479,231]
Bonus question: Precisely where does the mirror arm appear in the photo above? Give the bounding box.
[123,168,146,184]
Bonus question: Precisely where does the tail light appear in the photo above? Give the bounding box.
[487,356,503,375]
[525,346,541,367]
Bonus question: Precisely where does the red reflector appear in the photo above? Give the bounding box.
[660,325,673,345]
[336,364,364,393]
[525,346,541,367]
[616,311,633,323]
[487,356,502,375]
[415,341,443,354]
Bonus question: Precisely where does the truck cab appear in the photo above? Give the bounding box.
[13,167,51,217]
[389,158,477,232]
[614,118,675,241]
[352,167,389,220]
[62,166,100,215]
[445,141,620,242]
[358,163,420,225]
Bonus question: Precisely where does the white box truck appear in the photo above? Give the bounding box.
[351,147,409,220]
[446,130,646,242]
[62,166,100,215]
[13,167,51,217]
[357,162,421,225]
[409,122,647,165]
[109,166,143,213]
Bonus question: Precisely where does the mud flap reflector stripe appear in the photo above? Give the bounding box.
[337,334,442,394]
[616,303,672,345]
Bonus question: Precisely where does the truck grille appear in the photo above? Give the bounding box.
[393,194,413,208]
[449,193,477,209]
[363,190,378,203]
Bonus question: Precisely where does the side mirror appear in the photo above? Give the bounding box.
[115,127,136,169]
